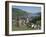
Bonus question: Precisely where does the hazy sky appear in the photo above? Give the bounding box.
[12,6,41,13]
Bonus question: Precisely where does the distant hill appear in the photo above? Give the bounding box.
[12,8,41,19]
[12,8,28,18]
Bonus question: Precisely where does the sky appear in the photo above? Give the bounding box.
[12,6,41,13]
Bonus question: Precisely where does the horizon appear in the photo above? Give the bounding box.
[12,6,41,13]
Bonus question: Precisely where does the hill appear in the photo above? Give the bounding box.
[12,8,28,18]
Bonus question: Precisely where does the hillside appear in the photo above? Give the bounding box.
[12,8,28,18]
